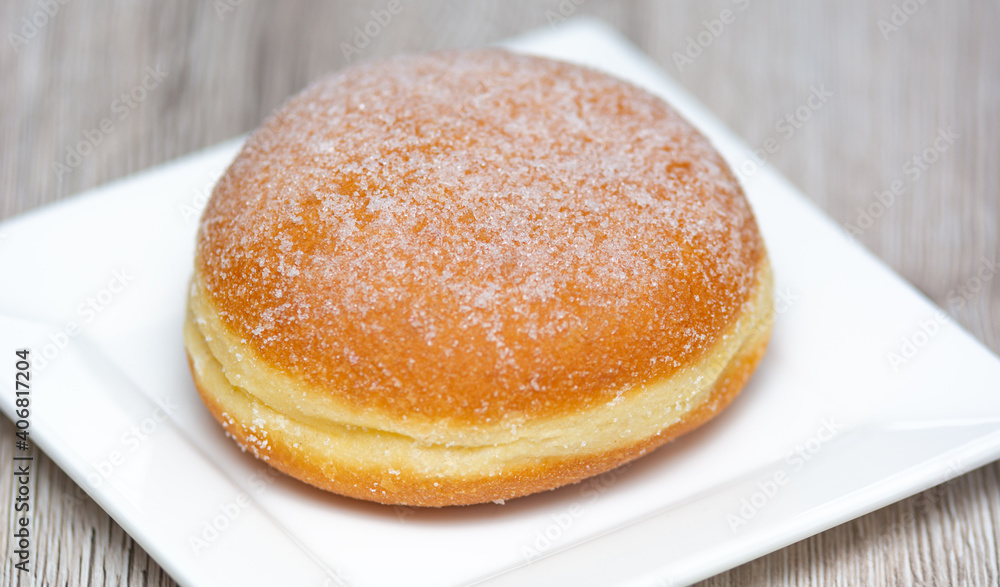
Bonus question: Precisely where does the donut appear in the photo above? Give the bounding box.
[184,49,774,507]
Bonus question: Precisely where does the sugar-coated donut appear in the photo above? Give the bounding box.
[184,49,774,507]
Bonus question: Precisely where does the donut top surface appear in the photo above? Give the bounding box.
[197,50,766,423]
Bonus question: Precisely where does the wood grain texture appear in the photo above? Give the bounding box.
[0,1,997,585]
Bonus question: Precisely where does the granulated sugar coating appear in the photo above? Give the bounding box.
[196,50,766,423]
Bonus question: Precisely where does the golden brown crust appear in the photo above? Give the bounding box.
[186,49,774,506]
[194,49,767,425]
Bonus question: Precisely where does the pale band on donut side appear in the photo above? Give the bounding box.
[185,262,772,506]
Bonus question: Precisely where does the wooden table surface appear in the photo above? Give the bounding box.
[1,1,998,585]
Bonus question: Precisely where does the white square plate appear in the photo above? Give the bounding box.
[2,18,999,587]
